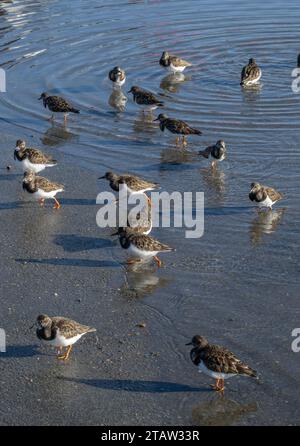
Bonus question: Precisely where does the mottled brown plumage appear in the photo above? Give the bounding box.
[240,58,262,86]
[187,335,257,392]
[155,113,202,145]
[128,86,164,109]
[39,92,79,122]
[99,171,159,194]
[159,51,192,72]
[36,314,96,360]
[249,182,283,208]
[14,139,57,169]
[199,140,226,167]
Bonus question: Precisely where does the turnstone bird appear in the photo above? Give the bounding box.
[127,205,152,235]
[113,228,174,267]
[154,113,202,146]
[186,335,257,393]
[127,86,164,111]
[36,314,96,361]
[249,182,284,209]
[240,58,262,86]
[99,171,159,203]
[108,66,126,87]
[39,92,80,123]
[14,139,57,173]
[22,170,64,209]
[159,51,192,73]
[199,140,226,168]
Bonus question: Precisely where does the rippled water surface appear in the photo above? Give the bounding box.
[0,0,300,425]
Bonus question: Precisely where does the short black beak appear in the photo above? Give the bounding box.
[185,342,192,346]
[38,95,42,100]
[153,117,160,121]
[110,230,119,236]
[98,175,106,179]
[127,90,132,94]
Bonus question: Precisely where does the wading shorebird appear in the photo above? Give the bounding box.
[35,314,96,361]
[159,51,192,73]
[155,113,202,146]
[186,335,257,393]
[127,86,164,111]
[240,58,262,86]
[113,227,175,267]
[199,140,226,168]
[249,182,284,209]
[108,66,126,87]
[22,170,64,209]
[39,92,80,124]
[99,171,159,204]
[14,139,57,173]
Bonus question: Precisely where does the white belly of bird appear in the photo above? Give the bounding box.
[128,243,158,260]
[258,196,275,208]
[20,158,50,173]
[34,188,63,200]
[113,77,126,87]
[246,71,261,85]
[47,332,84,347]
[198,361,236,380]
[168,63,186,73]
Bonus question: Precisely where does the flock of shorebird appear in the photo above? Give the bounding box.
[13,51,289,393]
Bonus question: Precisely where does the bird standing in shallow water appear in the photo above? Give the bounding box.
[36,314,96,361]
[128,86,164,111]
[249,182,284,209]
[14,139,57,173]
[22,170,64,209]
[159,51,192,73]
[155,113,202,146]
[39,92,80,124]
[113,227,175,267]
[199,140,226,168]
[108,66,126,88]
[186,335,257,393]
[240,58,262,86]
[99,171,159,204]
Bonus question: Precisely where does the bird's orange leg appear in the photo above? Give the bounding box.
[182,136,188,146]
[58,345,72,361]
[175,136,179,145]
[53,197,61,210]
[211,160,217,169]
[218,378,225,393]
[210,378,220,391]
[153,256,162,268]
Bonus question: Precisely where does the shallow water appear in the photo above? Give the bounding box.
[0,0,299,425]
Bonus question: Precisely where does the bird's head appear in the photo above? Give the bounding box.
[185,335,208,348]
[39,92,48,100]
[154,113,168,122]
[23,170,36,183]
[127,86,139,94]
[15,139,26,151]
[98,171,116,181]
[36,314,52,328]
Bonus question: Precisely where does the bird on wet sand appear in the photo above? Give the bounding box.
[99,171,159,204]
[186,335,257,393]
[249,182,284,209]
[112,227,175,267]
[109,66,126,87]
[155,113,202,146]
[22,170,64,209]
[240,58,262,86]
[14,139,57,173]
[39,92,79,124]
[35,314,96,361]
[128,86,164,111]
[159,51,192,73]
[199,140,226,168]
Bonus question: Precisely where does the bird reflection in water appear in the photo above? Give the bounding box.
[108,89,127,112]
[249,208,285,246]
[200,165,226,204]
[120,265,169,299]
[132,110,158,135]
[160,73,190,94]
[160,147,194,167]
[192,395,257,426]
[41,123,78,147]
